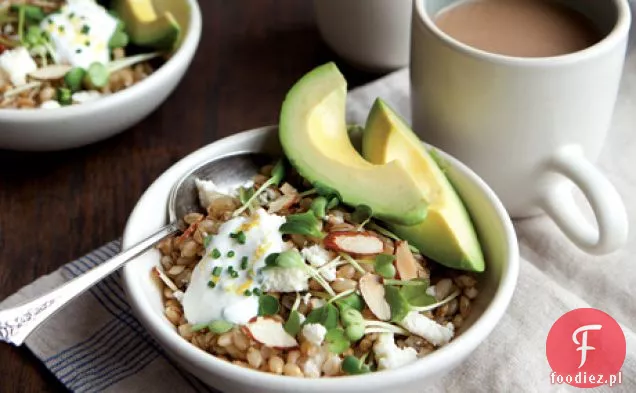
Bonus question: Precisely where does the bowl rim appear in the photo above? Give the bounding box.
[122,126,520,390]
[0,0,203,120]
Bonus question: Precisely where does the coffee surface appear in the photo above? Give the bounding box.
[434,0,602,57]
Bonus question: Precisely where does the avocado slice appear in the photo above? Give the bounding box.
[114,0,181,50]
[362,99,485,272]
[279,63,428,226]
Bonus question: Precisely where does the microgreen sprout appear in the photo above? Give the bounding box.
[325,327,349,354]
[298,188,317,198]
[234,159,285,216]
[309,196,327,219]
[305,303,339,329]
[340,307,365,341]
[326,288,356,305]
[335,292,364,312]
[339,253,365,274]
[351,204,373,230]
[284,293,302,336]
[279,211,325,239]
[238,186,256,213]
[342,354,371,375]
[374,254,396,279]
[56,87,72,106]
[257,294,279,316]
[384,280,460,322]
[84,62,109,88]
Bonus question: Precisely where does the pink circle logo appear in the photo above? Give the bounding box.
[546,308,626,388]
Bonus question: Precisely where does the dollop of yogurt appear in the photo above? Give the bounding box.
[41,0,118,68]
[182,209,286,325]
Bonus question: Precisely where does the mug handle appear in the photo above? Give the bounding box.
[538,146,628,255]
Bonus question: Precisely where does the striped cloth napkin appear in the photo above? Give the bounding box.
[3,19,636,389]
[0,240,216,393]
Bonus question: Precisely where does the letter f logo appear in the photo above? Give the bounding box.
[572,324,602,368]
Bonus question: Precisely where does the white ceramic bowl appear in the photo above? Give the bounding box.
[122,126,519,393]
[0,0,202,151]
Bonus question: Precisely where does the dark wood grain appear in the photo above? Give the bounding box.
[0,1,382,391]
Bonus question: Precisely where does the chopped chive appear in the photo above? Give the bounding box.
[85,40,90,46]
[212,266,222,277]
[252,288,262,296]
[81,24,90,34]
[227,250,235,258]
[244,289,252,296]
[207,281,215,288]
[58,25,65,33]
[240,256,249,270]
[230,270,239,279]
[211,248,221,259]
[236,231,246,244]
[69,12,75,18]
[75,48,82,53]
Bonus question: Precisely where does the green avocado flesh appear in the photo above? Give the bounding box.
[362,99,485,272]
[278,63,428,226]
[114,0,181,50]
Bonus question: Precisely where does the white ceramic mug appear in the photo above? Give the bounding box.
[313,0,412,71]
[410,0,630,255]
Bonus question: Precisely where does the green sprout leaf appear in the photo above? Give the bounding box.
[84,62,110,88]
[208,320,234,334]
[340,307,365,341]
[238,186,255,207]
[279,211,324,239]
[335,292,364,312]
[108,30,129,48]
[309,196,327,219]
[400,279,436,307]
[325,328,350,354]
[64,67,86,92]
[384,285,411,323]
[56,87,72,106]
[284,310,302,336]
[234,159,285,216]
[374,254,396,279]
[264,249,304,270]
[342,355,371,375]
[351,204,373,224]
[258,295,280,316]
[305,303,339,329]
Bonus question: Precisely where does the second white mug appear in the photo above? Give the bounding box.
[410,0,630,254]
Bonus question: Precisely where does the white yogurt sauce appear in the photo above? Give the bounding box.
[41,0,118,68]
[182,209,287,325]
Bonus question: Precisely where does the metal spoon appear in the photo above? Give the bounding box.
[0,152,271,346]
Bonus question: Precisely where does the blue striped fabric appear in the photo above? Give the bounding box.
[40,240,216,393]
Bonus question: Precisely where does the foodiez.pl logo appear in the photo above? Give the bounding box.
[546,308,626,388]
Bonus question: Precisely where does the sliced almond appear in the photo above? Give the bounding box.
[394,240,424,281]
[280,182,298,196]
[28,64,73,80]
[323,231,384,255]
[243,317,298,349]
[359,273,391,321]
[267,194,298,214]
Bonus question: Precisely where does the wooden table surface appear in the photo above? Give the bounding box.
[0,1,382,391]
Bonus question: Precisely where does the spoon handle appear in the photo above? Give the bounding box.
[0,223,179,346]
